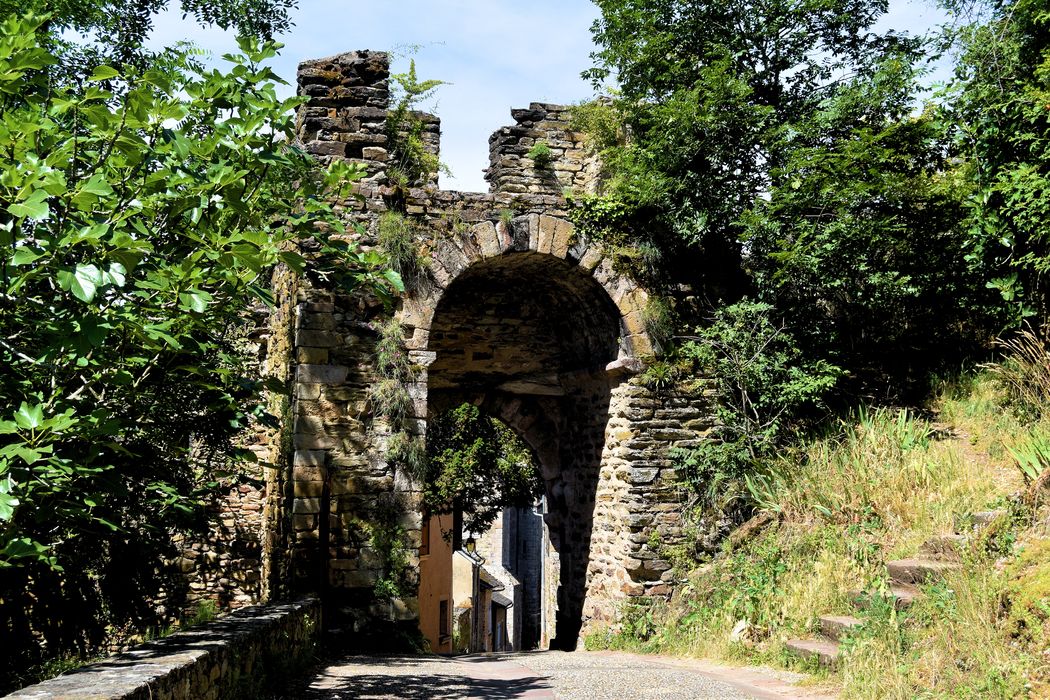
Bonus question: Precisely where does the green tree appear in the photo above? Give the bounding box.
[674,301,839,513]
[0,15,398,687]
[742,57,999,395]
[1,0,296,65]
[582,0,922,301]
[947,0,1050,323]
[424,404,542,535]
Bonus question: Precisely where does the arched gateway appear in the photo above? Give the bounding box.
[246,51,716,649]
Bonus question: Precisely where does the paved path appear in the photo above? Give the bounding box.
[291,650,836,699]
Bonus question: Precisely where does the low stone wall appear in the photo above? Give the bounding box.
[8,597,320,700]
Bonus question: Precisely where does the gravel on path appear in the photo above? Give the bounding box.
[288,650,836,700]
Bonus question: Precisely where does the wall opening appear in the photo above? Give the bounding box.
[423,251,623,650]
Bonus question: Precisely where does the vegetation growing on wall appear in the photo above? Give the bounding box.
[385,59,447,191]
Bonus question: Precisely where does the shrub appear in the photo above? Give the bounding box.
[527,140,553,167]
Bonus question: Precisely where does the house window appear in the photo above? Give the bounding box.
[420,515,431,556]
[439,599,450,638]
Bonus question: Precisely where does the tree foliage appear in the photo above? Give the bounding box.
[1,0,296,65]
[583,0,999,400]
[582,0,923,301]
[674,302,839,511]
[424,403,542,535]
[0,15,397,685]
[742,57,1000,395]
[948,0,1050,322]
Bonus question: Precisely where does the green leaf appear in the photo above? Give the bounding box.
[10,246,42,266]
[14,402,43,430]
[0,492,17,521]
[8,197,49,220]
[179,290,211,313]
[383,269,406,293]
[104,262,126,288]
[81,175,114,196]
[87,65,120,82]
[57,264,102,302]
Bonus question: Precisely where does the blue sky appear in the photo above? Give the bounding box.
[149,0,954,193]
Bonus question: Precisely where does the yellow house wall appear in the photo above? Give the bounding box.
[417,513,454,653]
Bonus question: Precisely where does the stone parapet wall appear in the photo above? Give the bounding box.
[8,598,320,700]
[485,103,602,196]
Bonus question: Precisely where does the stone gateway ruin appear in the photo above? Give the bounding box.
[184,51,717,651]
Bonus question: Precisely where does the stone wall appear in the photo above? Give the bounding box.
[8,598,319,700]
[485,103,602,196]
[171,483,265,612]
[584,380,716,625]
[175,48,719,647]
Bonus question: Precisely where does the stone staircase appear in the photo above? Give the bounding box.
[784,510,1005,669]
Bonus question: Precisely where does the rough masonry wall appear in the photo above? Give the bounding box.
[171,288,300,613]
[585,380,716,626]
[250,49,719,644]
[485,103,602,195]
[8,598,320,700]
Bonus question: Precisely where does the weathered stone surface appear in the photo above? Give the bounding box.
[297,364,350,384]
[177,49,718,652]
[7,598,320,700]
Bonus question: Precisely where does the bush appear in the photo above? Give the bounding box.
[674,301,839,512]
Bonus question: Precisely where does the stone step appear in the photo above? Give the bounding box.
[819,614,863,641]
[955,509,1008,531]
[919,534,967,560]
[785,638,840,668]
[886,558,960,585]
[853,583,921,611]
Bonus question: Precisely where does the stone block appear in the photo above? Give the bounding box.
[294,450,327,468]
[297,347,329,364]
[537,214,558,254]
[294,480,324,498]
[292,514,316,531]
[552,218,574,258]
[300,313,336,330]
[293,498,322,514]
[305,140,347,157]
[362,146,389,161]
[578,244,604,272]
[525,213,540,251]
[473,220,501,258]
[627,467,659,484]
[296,330,341,348]
[294,433,336,450]
[297,364,349,384]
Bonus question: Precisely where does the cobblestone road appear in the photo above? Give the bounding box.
[291,650,835,700]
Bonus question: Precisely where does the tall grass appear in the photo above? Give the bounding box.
[588,370,1047,698]
[756,406,1012,556]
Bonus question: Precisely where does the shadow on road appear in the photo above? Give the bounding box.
[277,654,554,699]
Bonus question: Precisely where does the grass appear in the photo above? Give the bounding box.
[376,212,428,290]
[586,368,1050,698]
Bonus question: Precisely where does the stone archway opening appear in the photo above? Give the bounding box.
[423,251,624,651]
